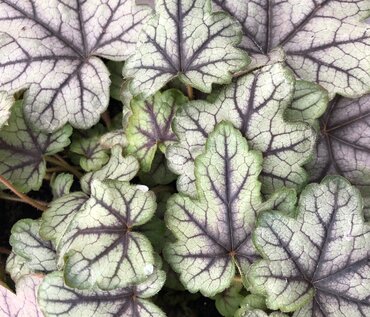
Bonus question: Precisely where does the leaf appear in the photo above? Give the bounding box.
[62,180,157,290]
[123,0,250,98]
[0,274,44,317]
[0,0,151,131]
[50,173,74,199]
[305,94,370,219]
[213,0,370,98]
[6,252,32,283]
[167,63,315,196]
[107,61,125,101]
[236,309,288,317]
[0,101,72,192]
[248,176,370,316]
[256,188,297,215]
[213,281,245,317]
[70,124,109,172]
[165,122,263,296]
[0,91,14,128]
[9,219,57,276]
[99,129,128,149]
[237,294,267,312]
[80,145,139,194]
[127,89,187,171]
[285,81,329,126]
[40,192,88,251]
[38,270,166,317]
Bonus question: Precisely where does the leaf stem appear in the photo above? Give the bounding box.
[45,155,83,178]
[186,85,194,100]
[0,176,48,211]
[101,110,112,129]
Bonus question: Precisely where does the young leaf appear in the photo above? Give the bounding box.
[236,309,287,317]
[107,61,125,101]
[126,89,187,171]
[50,173,74,199]
[306,94,370,215]
[62,180,157,290]
[212,0,370,98]
[165,122,263,296]
[123,0,250,98]
[0,0,151,131]
[6,252,32,283]
[38,270,166,317]
[0,91,14,128]
[0,274,44,317]
[167,63,315,196]
[213,280,245,317]
[40,192,88,251]
[249,177,370,316]
[9,219,57,274]
[0,101,72,192]
[80,145,139,194]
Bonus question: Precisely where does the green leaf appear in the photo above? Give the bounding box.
[107,61,125,101]
[40,192,88,251]
[38,270,166,317]
[285,81,329,126]
[165,122,263,296]
[50,173,74,199]
[0,101,72,192]
[70,124,109,172]
[0,0,151,131]
[213,0,370,98]
[236,309,288,317]
[62,180,157,290]
[0,275,44,317]
[127,89,187,171]
[80,145,139,194]
[123,0,250,98]
[0,91,14,128]
[9,219,57,275]
[305,94,370,220]
[249,177,370,316]
[237,294,267,312]
[256,188,297,215]
[99,130,127,150]
[214,281,244,317]
[167,63,315,196]
[6,252,32,283]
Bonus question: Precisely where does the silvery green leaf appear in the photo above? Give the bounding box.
[127,89,187,171]
[38,270,166,317]
[9,219,57,274]
[80,145,139,194]
[285,81,329,126]
[167,63,315,196]
[6,252,32,283]
[40,192,88,251]
[70,124,109,172]
[0,91,14,128]
[213,281,244,317]
[165,122,262,296]
[213,0,370,98]
[50,173,74,199]
[99,130,127,149]
[249,177,370,316]
[0,101,72,192]
[305,93,370,219]
[123,0,250,98]
[236,309,288,317]
[0,0,151,131]
[256,188,296,215]
[62,180,157,290]
[237,294,267,312]
[0,274,44,317]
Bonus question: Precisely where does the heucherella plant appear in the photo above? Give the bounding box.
[1,0,370,317]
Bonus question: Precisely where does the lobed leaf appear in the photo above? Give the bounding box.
[249,176,370,316]
[236,309,288,317]
[213,0,370,98]
[62,180,157,290]
[6,251,32,283]
[50,173,74,199]
[165,122,262,296]
[0,0,151,131]
[0,274,44,317]
[123,0,250,98]
[213,281,244,317]
[0,91,14,128]
[38,270,166,317]
[0,101,72,192]
[167,63,316,196]
[126,89,187,171]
